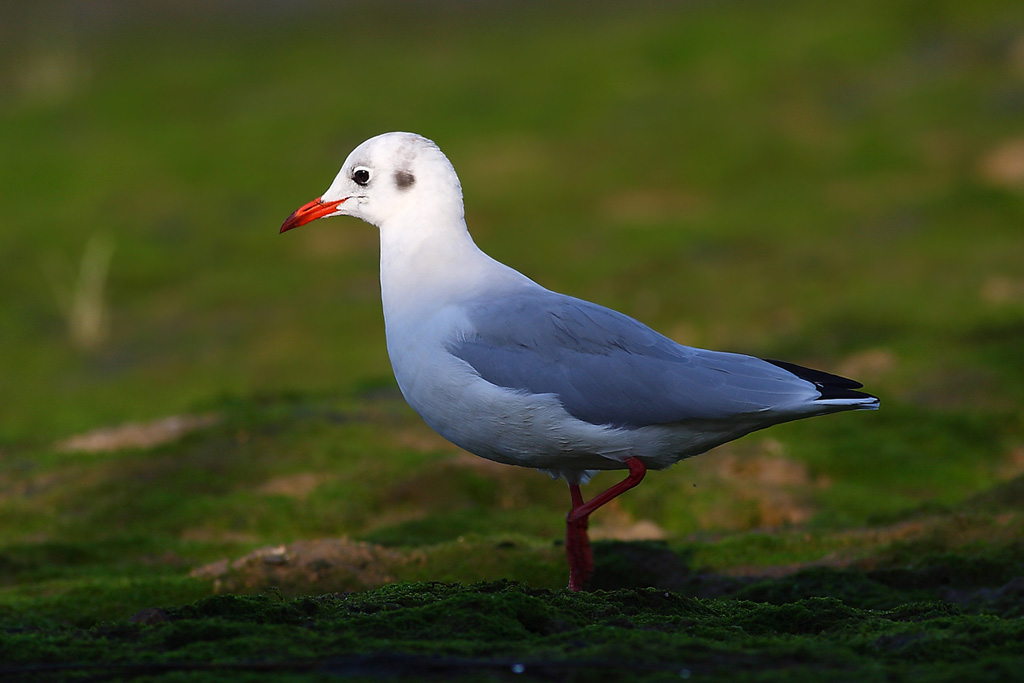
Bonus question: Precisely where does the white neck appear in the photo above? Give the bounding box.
[378,214,535,327]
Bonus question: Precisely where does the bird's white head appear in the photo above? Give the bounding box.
[280,132,464,233]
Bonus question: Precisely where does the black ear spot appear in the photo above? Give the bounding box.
[394,170,415,190]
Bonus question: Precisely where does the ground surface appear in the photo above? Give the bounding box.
[1,1,1023,680]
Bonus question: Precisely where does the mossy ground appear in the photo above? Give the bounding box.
[2,1,1024,680]
[3,573,1023,681]
[1,394,1021,681]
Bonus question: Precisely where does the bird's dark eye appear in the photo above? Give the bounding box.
[352,168,371,186]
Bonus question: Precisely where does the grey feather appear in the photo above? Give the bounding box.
[448,290,850,428]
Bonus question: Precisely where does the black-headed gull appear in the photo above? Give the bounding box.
[281,132,879,591]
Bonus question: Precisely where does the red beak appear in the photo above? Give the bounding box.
[279,197,346,233]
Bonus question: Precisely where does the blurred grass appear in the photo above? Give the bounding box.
[1,0,1024,635]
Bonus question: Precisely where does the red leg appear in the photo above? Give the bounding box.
[566,482,589,591]
[569,483,585,508]
[565,457,647,591]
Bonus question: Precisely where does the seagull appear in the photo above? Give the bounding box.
[280,132,879,591]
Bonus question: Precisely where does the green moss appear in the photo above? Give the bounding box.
[3,582,1023,682]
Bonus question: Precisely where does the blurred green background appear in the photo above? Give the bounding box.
[1,0,1023,616]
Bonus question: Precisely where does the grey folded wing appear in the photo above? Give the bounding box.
[448,290,872,429]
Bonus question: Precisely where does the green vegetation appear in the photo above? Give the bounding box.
[3,579,1023,681]
[1,1,1022,679]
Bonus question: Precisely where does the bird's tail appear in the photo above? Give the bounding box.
[766,358,880,410]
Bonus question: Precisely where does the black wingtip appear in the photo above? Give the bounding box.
[765,358,878,402]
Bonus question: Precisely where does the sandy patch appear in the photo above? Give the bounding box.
[57,414,219,453]
[191,538,421,594]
